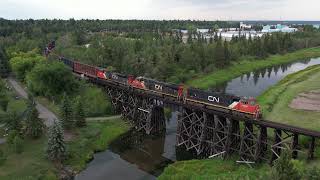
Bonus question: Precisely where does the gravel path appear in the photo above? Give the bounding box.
[7,77,57,127]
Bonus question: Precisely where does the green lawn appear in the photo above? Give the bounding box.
[64,118,130,172]
[0,136,58,180]
[158,158,269,180]
[187,47,320,89]
[257,65,320,131]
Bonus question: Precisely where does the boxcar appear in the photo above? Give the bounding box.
[139,77,179,96]
[187,88,240,107]
[59,57,74,69]
[108,72,128,85]
[73,61,98,78]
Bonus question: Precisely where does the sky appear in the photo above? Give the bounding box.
[0,0,319,21]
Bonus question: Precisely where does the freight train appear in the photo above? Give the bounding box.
[47,41,262,119]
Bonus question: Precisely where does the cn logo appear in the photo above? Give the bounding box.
[208,96,220,103]
[111,74,118,79]
[155,84,163,91]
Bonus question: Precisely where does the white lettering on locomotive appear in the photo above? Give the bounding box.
[208,96,220,103]
[155,84,163,91]
[111,74,118,79]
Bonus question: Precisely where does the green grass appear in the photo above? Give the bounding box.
[64,118,130,172]
[257,65,320,131]
[187,47,320,89]
[158,158,269,180]
[0,136,58,180]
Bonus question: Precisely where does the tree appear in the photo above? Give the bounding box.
[60,94,73,129]
[10,51,45,81]
[26,61,78,99]
[25,104,45,138]
[270,151,301,180]
[46,120,66,163]
[214,39,226,68]
[0,80,9,112]
[74,96,86,127]
[0,47,10,78]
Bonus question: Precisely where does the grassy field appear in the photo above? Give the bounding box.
[64,118,130,172]
[158,158,269,180]
[0,136,58,180]
[257,65,320,131]
[187,47,320,89]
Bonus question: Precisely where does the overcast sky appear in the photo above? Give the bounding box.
[0,0,319,20]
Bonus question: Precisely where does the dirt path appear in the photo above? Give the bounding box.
[289,90,320,111]
[7,77,57,127]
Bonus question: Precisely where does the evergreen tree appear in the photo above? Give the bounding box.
[213,39,225,68]
[25,104,45,138]
[60,94,73,129]
[46,119,66,162]
[223,40,230,65]
[74,96,86,127]
[0,47,10,78]
[0,82,9,111]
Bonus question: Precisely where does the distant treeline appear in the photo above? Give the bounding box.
[1,18,320,83]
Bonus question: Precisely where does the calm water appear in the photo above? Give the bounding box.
[211,58,320,97]
[76,57,320,180]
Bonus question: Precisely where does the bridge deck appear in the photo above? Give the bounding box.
[76,74,320,138]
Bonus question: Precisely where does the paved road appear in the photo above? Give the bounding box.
[7,77,57,127]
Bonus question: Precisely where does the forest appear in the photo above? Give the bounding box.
[1,19,320,84]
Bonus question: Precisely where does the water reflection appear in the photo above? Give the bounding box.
[211,58,320,97]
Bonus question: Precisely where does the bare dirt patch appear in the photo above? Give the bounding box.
[289,90,320,111]
[64,130,78,142]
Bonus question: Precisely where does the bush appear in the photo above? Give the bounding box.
[270,151,302,180]
[80,84,113,117]
[304,166,320,180]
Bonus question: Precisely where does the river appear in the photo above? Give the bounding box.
[76,57,320,180]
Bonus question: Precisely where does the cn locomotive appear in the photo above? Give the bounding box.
[48,41,262,119]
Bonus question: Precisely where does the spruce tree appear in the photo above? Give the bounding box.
[46,119,66,162]
[25,104,45,138]
[0,47,9,78]
[74,97,86,127]
[60,94,73,129]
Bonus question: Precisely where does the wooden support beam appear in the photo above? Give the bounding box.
[292,134,299,159]
[255,126,267,162]
[270,129,282,164]
[308,137,316,160]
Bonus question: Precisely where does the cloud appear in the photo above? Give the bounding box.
[0,0,319,20]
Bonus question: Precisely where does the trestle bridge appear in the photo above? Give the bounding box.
[74,73,320,165]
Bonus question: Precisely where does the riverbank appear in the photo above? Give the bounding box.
[257,65,320,131]
[65,118,131,172]
[158,158,269,179]
[187,47,320,89]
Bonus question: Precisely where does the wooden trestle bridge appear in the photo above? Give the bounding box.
[77,73,319,164]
